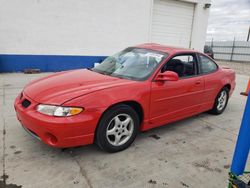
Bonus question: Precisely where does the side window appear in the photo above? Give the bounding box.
[161,54,197,78]
[199,54,218,74]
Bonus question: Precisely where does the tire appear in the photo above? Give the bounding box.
[95,104,140,153]
[209,87,229,115]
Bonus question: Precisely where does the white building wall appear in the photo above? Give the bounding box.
[190,0,211,51]
[0,0,210,56]
[0,0,152,56]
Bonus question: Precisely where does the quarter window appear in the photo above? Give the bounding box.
[199,54,218,74]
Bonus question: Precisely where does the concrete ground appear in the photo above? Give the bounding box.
[0,70,249,188]
[217,60,250,76]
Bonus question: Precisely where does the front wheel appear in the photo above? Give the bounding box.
[95,104,139,153]
[209,87,229,115]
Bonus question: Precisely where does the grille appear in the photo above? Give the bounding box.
[21,99,31,108]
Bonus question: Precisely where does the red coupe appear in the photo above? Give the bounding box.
[14,44,236,152]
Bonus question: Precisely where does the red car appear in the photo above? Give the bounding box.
[14,44,236,152]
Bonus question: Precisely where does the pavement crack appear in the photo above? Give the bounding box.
[1,117,6,188]
[1,84,6,188]
[73,156,93,188]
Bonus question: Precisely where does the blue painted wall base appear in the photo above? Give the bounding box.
[0,54,107,72]
[231,94,250,175]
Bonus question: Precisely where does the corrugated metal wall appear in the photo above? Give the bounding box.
[151,0,195,48]
[206,41,250,62]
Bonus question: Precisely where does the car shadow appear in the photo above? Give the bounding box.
[57,112,212,156]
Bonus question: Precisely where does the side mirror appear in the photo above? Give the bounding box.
[155,71,179,81]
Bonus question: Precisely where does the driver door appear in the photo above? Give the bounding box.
[149,54,205,128]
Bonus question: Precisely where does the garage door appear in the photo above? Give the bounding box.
[151,0,195,48]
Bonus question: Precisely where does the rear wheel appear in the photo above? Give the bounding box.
[95,104,139,152]
[209,87,229,115]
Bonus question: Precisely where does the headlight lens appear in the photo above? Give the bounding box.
[37,104,83,117]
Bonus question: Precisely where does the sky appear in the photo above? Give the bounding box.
[206,0,250,42]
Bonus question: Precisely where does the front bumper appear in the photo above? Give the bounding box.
[14,92,101,148]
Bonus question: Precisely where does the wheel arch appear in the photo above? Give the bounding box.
[223,83,231,91]
[101,100,144,124]
[94,100,144,144]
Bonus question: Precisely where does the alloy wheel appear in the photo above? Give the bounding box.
[217,90,228,111]
[106,114,134,146]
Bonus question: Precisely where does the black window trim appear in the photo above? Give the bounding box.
[159,52,200,80]
[196,52,219,76]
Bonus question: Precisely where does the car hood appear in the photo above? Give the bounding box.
[24,69,134,105]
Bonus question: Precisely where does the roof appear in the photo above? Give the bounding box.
[135,43,199,54]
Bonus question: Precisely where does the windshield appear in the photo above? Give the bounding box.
[92,48,167,81]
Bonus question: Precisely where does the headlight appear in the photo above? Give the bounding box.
[37,104,83,117]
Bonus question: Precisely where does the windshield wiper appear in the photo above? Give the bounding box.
[94,70,111,76]
[111,74,134,80]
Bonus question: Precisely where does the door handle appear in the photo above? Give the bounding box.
[195,81,202,85]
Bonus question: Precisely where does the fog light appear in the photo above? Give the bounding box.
[45,133,58,145]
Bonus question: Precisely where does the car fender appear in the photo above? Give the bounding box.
[219,68,236,96]
[63,81,151,127]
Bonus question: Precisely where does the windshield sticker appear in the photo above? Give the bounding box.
[145,53,164,60]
